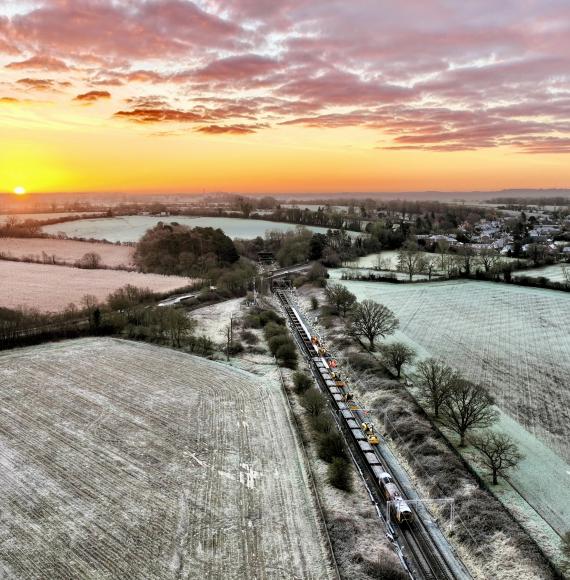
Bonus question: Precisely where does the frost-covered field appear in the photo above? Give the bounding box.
[0,261,191,311]
[0,237,134,268]
[335,279,570,462]
[513,264,569,283]
[0,212,100,224]
[42,216,334,242]
[0,338,331,579]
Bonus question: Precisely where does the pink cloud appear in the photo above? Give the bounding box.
[1,0,569,151]
[6,55,69,71]
[74,90,111,102]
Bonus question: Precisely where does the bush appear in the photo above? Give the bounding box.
[318,431,347,462]
[241,330,259,345]
[228,340,244,355]
[302,388,325,416]
[310,296,319,310]
[268,333,290,355]
[276,342,298,369]
[293,371,312,394]
[259,310,284,327]
[264,321,287,340]
[310,413,333,434]
[328,457,352,491]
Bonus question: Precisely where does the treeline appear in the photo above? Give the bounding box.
[321,287,524,486]
[0,213,106,238]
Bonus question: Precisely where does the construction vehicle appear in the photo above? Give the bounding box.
[361,422,379,445]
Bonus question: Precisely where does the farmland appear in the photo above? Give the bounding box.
[333,277,570,534]
[0,212,100,224]
[0,261,191,311]
[0,237,134,268]
[42,216,335,242]
[0,338,332,579]
[513,263,569,283]
[334,278,570,459]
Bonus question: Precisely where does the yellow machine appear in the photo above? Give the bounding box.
[361,422,379,445]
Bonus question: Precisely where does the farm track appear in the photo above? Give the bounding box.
[0,338,333,579]
[274,288,471,580]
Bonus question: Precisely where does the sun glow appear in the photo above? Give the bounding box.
[13,186,26,195]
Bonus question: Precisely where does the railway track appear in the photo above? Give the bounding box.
[274,287,471,580]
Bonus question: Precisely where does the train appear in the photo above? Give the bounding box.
[279,294,413,525]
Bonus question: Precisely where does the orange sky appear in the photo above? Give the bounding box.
[1,1,569,194]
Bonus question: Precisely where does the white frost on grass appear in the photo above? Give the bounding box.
[0,237,134,268]
[333,279,570,549]
[190,298,245,343]
[0,260,193,311]
[334,279,570,462]
[42,215,335,242]
[0,338,333,579]
[513,263,569,283]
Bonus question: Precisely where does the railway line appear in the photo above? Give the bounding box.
[273,287,471,580]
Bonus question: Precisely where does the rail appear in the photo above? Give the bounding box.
[273,287,471,580]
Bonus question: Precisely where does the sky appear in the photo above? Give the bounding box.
[0,0,569,195]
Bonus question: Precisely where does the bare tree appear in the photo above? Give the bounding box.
[477,248,501,273]
[456,246,475,275]
[436,240,450,270]
[422,257,438,280]
[441,379,498,446]
[397,241,426,281]
[416,358,456,418]
[76,252,102,269]
[561,263,570,285]
[381,342,416,378]
[81,294,100,329]
[471,431,523,485]
[325,283,357,316]
[349,300,398,350]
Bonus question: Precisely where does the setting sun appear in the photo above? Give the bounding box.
[13,186,26,196]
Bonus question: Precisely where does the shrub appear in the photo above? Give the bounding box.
[302,388,325,416]
[310,413,333,434]
[318,431,347,463]
[276,342,298,369]
[228,340,244,355]
[259,310,284,327]
[241,330,259,345]
[264,321,287,339]
[268,334,289,355]
[293,371,312,394]
[310,296,319,310]
[328,457,352,491]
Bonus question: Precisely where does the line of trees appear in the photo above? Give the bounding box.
[322,286,523,486]
[293,372,352,492]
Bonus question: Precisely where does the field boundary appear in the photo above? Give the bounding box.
[275,362,341,580]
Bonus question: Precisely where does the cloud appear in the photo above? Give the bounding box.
[6,55,69,71]
[196,124,263,134]
[16,77,71,91]
[73,90,111,102]
[1,0,570,152]
[113,107,206,124]
[7,0,243,61]
[0,96,19,104]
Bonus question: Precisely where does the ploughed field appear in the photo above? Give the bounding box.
[0,338,331,579]
[0,237,134,268]
[0,261,191,311]
[335,278,570,462]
